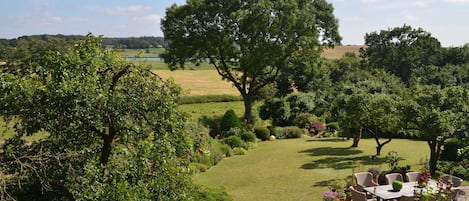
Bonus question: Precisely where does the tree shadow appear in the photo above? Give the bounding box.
[299,147,363,156]
[306,138,349,142]
[312,175,354,187]
[301,155,386,170]
[299,146,387,170]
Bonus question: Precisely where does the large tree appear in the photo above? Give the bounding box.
[161,0,341,123]
[0,35,195,200]
[336,69,404,148]
[401,85,469,175]
[360,25,443,86]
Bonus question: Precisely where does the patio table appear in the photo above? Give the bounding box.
[363,180,452,200]
[363,182,415,200]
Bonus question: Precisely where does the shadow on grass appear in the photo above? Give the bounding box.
[312,175,353,187]
[306,138,349,142]
[299,147,363,156]
[301,155,386,170]
[299,146,386,170]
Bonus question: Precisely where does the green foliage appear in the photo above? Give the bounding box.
[0,35,197,200]
[361,25,443,85]
[220,109,241,133]
[293,113,316,129]
[401,85,469,174]
[179,94,243,104]
[441,138,467,162]
[259,98,291,126]
[223,135,247,149]
[268,126,284,139]
[254,126,270,141]
[241,131,257,142]
[326,122,340,131]
[198,115,223,138]
[232,147,247,155]
[162,0,341,123]
[189,163,210,174]
[386,151,403,171]
[281,126,305,139]
[225,127,243,138]
[193,186,234,201]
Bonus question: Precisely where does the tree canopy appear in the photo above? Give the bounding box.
[0,35,194,200]
[360,25,443,85]
[162,0,341,123]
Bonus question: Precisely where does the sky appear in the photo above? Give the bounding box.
[0,0,468,47]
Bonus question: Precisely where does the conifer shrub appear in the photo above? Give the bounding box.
[220,109,241,133]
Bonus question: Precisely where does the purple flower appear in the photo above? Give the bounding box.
[321,191,339,198]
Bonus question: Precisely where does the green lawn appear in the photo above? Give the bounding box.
[193,138,430,201]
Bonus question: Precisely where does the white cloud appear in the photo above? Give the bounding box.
[443,0,469,4]
[105,5,152,15]
[133,14,162,25]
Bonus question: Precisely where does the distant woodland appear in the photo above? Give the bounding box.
[0,34,167,49]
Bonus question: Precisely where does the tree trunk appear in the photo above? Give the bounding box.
[243,94,254,124]
[351,127,362,147]
[428,140,441,175]
[100,126,115,166]
[374,129,392,156]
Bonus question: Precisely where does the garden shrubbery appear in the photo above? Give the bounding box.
[254,126,270,141]
[281,126,305,138]
[223,135,247,149]
[221,109,241,133]
[268,126,284,139]
[241,131,257,142]
[441,138,467,162]
[193,186,234,201]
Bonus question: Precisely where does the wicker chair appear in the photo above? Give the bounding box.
[405,172,419,182]
[385,173,403,185]
[354,172,378,192]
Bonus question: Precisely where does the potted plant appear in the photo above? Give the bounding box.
[417,171,431,188]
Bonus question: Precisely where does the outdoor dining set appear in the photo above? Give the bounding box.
[351,171,468,201]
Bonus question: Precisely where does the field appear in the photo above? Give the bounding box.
[322,45,366,59]
[118,45,364,60]
[155,70,240,96]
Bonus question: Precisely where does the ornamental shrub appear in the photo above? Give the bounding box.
[232,147,247,155]
[293,113,316,129]
[268,126,284,139]
[223,135,247,149]
[254,126,270,141]
[220,109,241,133]
[282,126,305,138]
[241,131,257,142]
[193,186,234,201]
